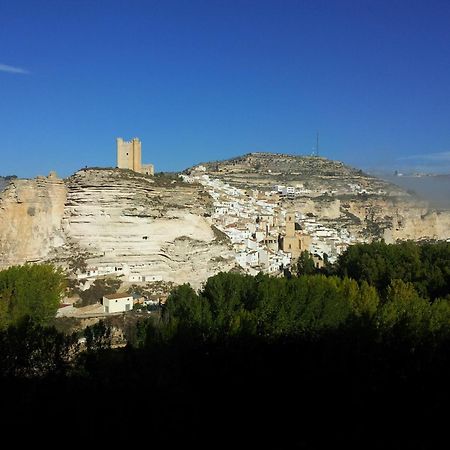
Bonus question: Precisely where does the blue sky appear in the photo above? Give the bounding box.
[1,0,450,178]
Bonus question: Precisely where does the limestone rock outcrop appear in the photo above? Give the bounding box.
[0,172,66,266]
[61,169,235,287]
[0,176,16,193]
[293,195,450,242]
[0,168,235,287]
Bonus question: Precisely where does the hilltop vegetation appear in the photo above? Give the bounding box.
[200,152,366,178]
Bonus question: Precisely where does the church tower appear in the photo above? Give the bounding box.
[285,212,296,237]
[281,211,311,258]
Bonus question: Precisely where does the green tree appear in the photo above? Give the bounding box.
[84,320,112,352]
[0,317,77,377]
[355,281,379,318]
[295,275,353,332]
[296,251,317,275]
[163,283,212,338]
[202,272,255,334]
[337,241,450,301]
[428,298,450,339]
[255,275,288,335]
[0,264,65,328]
[0,288,12,330]
[77,277,121,307]
[378,279,430,339]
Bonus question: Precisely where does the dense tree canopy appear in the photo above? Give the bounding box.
[160,269,450,342]
[159,241,450,343]
[0,264,65,329]
[335,241,450,300]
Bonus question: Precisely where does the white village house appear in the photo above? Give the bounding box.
[103,293,134,313]
[128,273,163,283]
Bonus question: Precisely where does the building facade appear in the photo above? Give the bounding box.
[103,293,134,313]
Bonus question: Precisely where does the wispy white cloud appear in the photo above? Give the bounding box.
[0,63,29,74]
[398,151,450,162]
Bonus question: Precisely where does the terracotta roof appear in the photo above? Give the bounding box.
[103,292,132,300]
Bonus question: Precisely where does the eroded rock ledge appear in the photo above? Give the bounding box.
[0,169,235,287]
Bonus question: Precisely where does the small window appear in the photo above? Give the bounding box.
[126,152,129,156]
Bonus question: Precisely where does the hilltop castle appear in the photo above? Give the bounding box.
[116,137,154,175]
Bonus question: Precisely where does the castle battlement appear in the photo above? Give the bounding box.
[117,137,140,145]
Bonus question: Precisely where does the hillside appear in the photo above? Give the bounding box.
[195,152,405,195]
[189,152,450,243]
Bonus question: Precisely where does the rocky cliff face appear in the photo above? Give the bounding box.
[0,169,234,288]
[0,172,66,266]
[60,169,234,287]
[293,195,450,242]
[0,176,16,193]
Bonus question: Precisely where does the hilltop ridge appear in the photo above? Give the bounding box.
[191,152,407,198]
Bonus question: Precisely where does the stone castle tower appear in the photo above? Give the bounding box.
[117,137,142,172]
[116,137,154,175]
